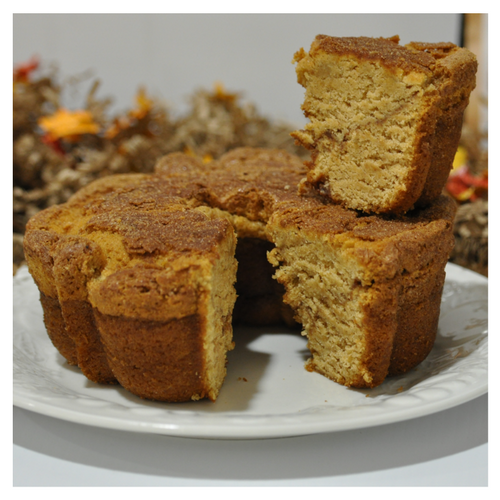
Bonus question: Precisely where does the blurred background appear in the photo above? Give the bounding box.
[13,13,471,126]
[13,13,488,275]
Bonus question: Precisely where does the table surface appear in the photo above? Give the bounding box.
[13,392,487,487]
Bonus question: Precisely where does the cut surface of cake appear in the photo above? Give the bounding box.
[267,195,456,387]
[292,35,477,214]
[24,147,457,399]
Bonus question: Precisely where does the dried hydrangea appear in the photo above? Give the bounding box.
[13,59,305,271]
[449,199,488,276]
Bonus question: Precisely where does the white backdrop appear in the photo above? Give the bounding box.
[13,13,463,127]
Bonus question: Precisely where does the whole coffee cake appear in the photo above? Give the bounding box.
[24,148,457,399]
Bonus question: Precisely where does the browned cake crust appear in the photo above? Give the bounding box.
[24,175,238,402]
[406,42,479,206]
[24,147,456,396]
[292,35,477,214]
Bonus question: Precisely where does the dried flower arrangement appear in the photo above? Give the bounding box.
[13,57,304,273]
[13,56,488,276]
[445,125,488,276]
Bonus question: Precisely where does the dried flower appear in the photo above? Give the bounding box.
[449,199,488,276]
[13,56,304,260]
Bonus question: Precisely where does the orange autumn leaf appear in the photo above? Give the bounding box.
[38,108,100,141]
[104,88,153,139]
[104,117,129,140]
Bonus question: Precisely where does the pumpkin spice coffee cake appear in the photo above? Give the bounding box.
[24,148,457,400]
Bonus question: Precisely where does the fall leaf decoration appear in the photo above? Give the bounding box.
[446,166,488,202]
[13,56,39,83]
[38,108,100,142]
[13,55,303,273]
[105,86,154,139]
[13,55,487,277]
[132,86,154,119]
[446,145,488,202]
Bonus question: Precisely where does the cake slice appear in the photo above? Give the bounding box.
[292,35,477,214]
[267,194,456,387]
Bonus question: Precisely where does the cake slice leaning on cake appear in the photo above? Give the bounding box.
[292,35,477,214]
[23,173,238,402]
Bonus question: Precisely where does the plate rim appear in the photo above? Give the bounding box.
[13,263,488,439]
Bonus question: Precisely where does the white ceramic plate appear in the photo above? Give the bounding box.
[13,263,487,439]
